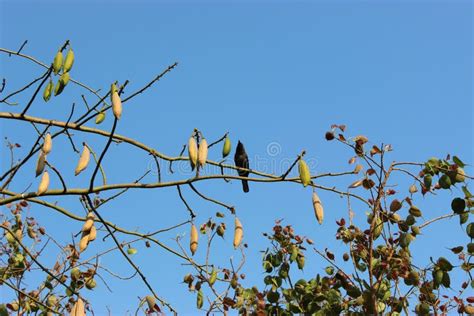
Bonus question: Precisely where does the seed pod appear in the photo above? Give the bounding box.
[196,290,203,309]
[82,213,94,232]
[111,83,122,120]
[79,234,89,252]
[75,144,90,176]
[409,206,422,217]
[54,80,64,96]
[35,151,47,177]
[298,159,311,187]
[233,217,243,249]
[52,51,63,75]
[222,136,231,158]
[43,133,52,154]
[43,80,53,102]
[198,138,208,168]
[88,225,97,242]
[296,255,305,270]
[188,136,198,170]
[209,269,217,285]
[353,164,363,174]
[390,199,402,212]
[409,184,418,194]
[37,170,50,195]
[312,192,324,225]
[349,179,363,188]
[190,224,198,255]
[146,295,157,311]
[60,72,70,87]
[85,278,96,290]
[373,215,383,239]
[63,49,75,72]
[70,298,85,316]
[95,112,106,124]
[70,267,81,281]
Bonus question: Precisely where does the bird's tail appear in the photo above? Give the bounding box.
[242,180,249,193]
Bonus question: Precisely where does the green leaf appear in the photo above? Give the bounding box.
[463,186,473,198]
[453,156,465,168]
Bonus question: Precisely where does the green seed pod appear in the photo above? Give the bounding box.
[95,112,106,124]
[373,215,383,240]
[466,223,474,239]
[52,51,63,75]
[222,136,231,158]
[460,212,469,225]
[296,255,305,270]
[439,174,451,189]
[43,80,53,102]
[451,198,466,214]
[409,206,422,217]
[85,278,96,289]
[196,290,203,309]
[59,72,70,87]
[209,269,217,286]
[298,159,311,187]
[63,49,75,72]
[423,174,432,189]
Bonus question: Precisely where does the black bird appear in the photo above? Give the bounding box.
[234,141,250,193]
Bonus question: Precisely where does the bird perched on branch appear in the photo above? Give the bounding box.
[234,141,250,193]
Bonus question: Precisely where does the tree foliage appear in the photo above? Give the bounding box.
[0,42,473,315]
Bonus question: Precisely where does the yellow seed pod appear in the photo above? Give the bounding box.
[409,184,418,194]
[353,164,363,174]
[79,234,89,252]
[95,112,106,124]
[43,133,52,154]
[52,51,63,75]
[35,151,47,177]
[54,80,64,96]
[198,138,208,168]
[111,84,122,120]
[70,298,85,316]
[298,159,311,187]
[233,217,243,249]
[349,179,364,188]
[82,213,94,232]
[312,192,324,225]
[222,136,231,158]
[75,144,90,176]
[209,269,217,285]
[37,170,50,195]
[63,49,75,72]
[88,225,97,242]
[59,72,70,87]
[190,224,198,255]
[43,80,53,102]
[146,295,157,311]
[188,136,198,170]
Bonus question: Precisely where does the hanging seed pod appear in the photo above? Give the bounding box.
[75,144,90,176]
[146,295,158,312]
[60,72,70,87]
[349,179,363,188]
[35,151,47,177]
[198,138,208,168]
[82,213,94,232]
[37,170,50,195]
[190,224,198,255]
[196,290,204,309]
[43,133,52,154]
[233,217,243,249]
[88,225,97,241]
[79,234,89,252]
[298,159,311,187]
[312,192,324,225]
[63,49,75,72]
[222,136,231,158]
[85,278,96,289]
[95,112,106,124]
[390,199,402,212]
[209,269,217,286]
[52,51,63,75]
[409,184,418,194]
[43,80,53,102]
[111,83,122,120]
[70,298,85,316]
[373,215,383,239]
[353,164,363,174]
[188,136,198,170]
[54,80,64,96]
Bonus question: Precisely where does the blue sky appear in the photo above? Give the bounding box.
[0,0,472,314]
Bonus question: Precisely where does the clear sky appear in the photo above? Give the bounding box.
[0,0,473,314]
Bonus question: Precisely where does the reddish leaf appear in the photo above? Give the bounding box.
[338,134,346,142]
